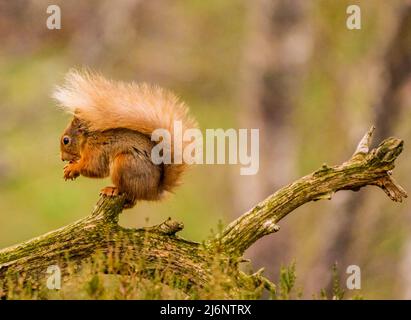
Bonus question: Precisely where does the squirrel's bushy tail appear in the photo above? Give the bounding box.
[53,69,198,195]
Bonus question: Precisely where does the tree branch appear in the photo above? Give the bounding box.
[0,196,211,292]
[0,127,406,296]
[213,127,406,255]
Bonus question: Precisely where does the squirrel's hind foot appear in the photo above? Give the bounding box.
[99,186,136,209]
[100,186,120,197]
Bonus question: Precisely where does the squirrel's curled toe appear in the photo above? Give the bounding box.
[100,186,120,197]
[99,186,136,209]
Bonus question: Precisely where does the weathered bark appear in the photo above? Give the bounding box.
[0,128,406,295]
[0,196,211,291]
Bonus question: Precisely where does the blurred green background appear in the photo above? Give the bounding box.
[0,0,410,299]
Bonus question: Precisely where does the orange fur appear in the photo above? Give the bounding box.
[55,69,198,195]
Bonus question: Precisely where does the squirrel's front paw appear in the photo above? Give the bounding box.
[63,163,80,181]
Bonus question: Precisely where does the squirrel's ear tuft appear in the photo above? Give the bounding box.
[71,116,88,134]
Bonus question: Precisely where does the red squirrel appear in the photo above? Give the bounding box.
[54,70,197,208]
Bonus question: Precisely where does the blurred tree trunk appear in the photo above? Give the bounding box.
[388,4,411,299]
[234,0,312,280]
[319,3,411,294]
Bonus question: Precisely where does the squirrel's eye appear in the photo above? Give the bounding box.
[63,136,70,145]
